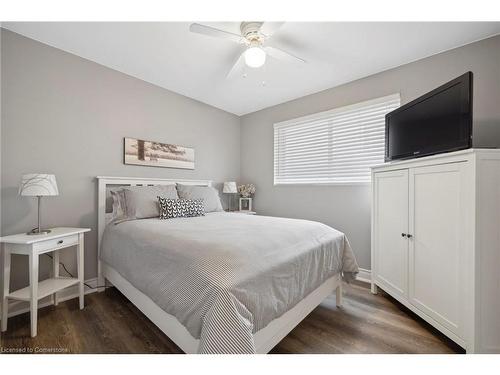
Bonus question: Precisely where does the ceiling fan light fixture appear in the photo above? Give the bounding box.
[244,46,266,68]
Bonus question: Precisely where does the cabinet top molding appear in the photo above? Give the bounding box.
[371,148,500,171]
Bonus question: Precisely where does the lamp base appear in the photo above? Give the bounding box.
[27,228,51,235]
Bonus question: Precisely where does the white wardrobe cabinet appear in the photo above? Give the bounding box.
[371,149,500,353]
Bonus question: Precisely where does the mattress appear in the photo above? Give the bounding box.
[100,212,358,353]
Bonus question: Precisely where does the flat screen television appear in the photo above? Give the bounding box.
[385,72,473,161]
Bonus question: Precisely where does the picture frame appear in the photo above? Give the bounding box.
[123,137,195,170]
[239,197,253,212]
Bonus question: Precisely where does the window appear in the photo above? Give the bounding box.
[274,94,400,185]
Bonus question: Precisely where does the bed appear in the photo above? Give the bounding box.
[97,176,358,354]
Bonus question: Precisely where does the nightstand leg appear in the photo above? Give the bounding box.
[336,282,343,307]
[77,233,84,310]
[29,252,39,337]
[1,247,11,332]
[52,250,59,306]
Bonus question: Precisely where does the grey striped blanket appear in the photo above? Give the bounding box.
[100,212,358,353]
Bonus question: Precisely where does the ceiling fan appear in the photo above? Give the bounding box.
[189,22,306,78]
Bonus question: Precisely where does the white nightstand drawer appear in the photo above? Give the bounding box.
[33,234,79,253]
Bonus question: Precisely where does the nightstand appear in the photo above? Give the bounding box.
[1,227,90,337]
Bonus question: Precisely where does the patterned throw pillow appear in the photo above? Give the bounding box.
[158,197,205,219]
[185,199,206,217]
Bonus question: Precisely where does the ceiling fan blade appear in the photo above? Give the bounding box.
[265,46,306,64]
[260,22,285,37]
[226,52,246,80]
[189,23,243,43]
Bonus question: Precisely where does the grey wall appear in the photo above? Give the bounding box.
[2,29,500,285]
[240,35,500,269]
[1,30,241,290]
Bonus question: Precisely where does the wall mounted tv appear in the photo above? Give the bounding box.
[385,72,473,161]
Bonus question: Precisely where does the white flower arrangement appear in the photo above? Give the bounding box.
[237,183,256,198]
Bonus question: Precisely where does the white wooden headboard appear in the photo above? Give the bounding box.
[96,176,212,291]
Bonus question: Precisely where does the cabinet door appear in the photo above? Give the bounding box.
[409,162,466,338]
[373,169,409,298]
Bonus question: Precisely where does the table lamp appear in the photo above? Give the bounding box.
[19,174,59,235]
[222,181,237,212]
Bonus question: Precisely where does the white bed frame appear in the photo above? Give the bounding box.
[97,176,343,354]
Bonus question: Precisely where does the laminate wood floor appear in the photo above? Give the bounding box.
[0,282,464,354]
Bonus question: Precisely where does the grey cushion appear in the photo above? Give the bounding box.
[109,189,127,223]
[122,185,179,219]
[176,184,223,213]
[106,187,125,213]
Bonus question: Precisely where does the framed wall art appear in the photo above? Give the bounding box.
[124,137,195,170]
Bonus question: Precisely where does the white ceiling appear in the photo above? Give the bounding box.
[4,22,500,116]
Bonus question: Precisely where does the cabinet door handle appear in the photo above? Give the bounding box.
[406,234,413,239]
[57,240,64,245]
[401,233,407,238]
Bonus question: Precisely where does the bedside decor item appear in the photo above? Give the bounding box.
[222,181,237,211]
[124,137,195,170]
[237,183,255,213]
[19,174,59,235]
[237,183,256,198]
[239,197,253,212]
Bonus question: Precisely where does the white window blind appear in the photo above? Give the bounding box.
[274,94,400,185]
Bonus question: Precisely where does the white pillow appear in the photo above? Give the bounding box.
[109,189,128,224]
[176,184,223,213]
[122,185,179,219]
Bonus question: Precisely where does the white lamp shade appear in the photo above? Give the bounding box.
[223,181,237,194]
[19,174,59,196]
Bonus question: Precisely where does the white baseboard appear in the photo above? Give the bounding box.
[356,268,371,284]
[0,277,98,321]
